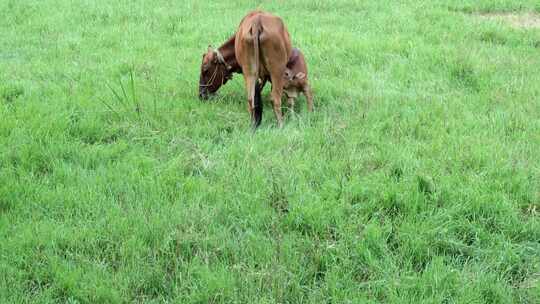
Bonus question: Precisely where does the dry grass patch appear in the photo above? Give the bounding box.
[476,12,540,29]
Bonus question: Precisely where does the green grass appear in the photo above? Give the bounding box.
[1,0,539,303]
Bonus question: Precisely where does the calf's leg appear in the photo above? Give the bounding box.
[287,97,296,113]
[303,83,314,112]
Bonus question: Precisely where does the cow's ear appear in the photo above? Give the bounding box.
[207,45,213,53]
[294,72,306,80]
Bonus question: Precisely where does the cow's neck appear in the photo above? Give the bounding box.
[218,35,241,74]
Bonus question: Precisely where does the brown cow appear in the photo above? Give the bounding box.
[199,11,292,128]
[283,47,313,112]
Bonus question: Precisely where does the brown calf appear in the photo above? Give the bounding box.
[283,47,313,112]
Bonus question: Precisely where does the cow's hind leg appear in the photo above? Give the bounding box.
[260,37,287,127]
[270,82,284,128]
[244,75,259,127]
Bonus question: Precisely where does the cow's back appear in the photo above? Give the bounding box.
[235,11,292,77]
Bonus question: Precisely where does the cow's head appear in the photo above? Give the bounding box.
[199,46,232,100]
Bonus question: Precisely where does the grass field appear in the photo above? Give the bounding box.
[1,0,539,303]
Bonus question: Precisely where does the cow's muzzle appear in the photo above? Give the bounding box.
[199,87,209,100]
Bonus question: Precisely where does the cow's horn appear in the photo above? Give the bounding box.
[214,49,227,65]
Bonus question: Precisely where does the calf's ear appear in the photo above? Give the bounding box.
[294,72,306,80]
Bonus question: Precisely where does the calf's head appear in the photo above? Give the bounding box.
[283,68,306,88]
[198,46,232,100]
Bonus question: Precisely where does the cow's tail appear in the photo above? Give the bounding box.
[252,17,263,127]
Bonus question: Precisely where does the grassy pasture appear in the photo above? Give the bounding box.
[1,0,539,303]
